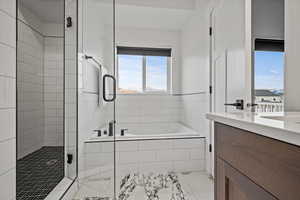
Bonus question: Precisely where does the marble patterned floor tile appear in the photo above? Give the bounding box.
[73,171,214,200]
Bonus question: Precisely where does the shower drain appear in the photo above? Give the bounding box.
[46,159,58,166]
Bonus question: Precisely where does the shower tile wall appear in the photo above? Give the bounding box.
[116,95,182,124]
[17,18,44,159]
[0,1,17,200]
[44,37,64,146]
[18,4,65,159]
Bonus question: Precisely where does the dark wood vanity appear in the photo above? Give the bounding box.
[215,122,300,200]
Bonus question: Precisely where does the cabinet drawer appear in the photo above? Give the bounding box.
[216,158,277,200]
[215,123,300,200]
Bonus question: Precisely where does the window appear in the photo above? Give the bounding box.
[117,46,171,94]
[254,39,284,112]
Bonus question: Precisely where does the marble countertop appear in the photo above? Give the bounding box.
[206,112,300,147]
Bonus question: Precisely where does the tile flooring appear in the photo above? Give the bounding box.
[17,146,64,200]
[73,171,214,200]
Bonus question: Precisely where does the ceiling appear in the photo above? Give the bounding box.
[87,0,200,31]
[19,0,64,23]
[115,4,195,30]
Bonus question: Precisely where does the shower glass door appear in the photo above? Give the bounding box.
[75,0,117,199]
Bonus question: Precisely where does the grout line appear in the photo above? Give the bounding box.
[0,166,15,177]
[0,41,15,50]
[0,74,16,79]
[0,137,16,144]
[0,7,16,19]
[0,107,15,110]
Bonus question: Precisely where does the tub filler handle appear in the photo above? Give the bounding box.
[109,121,114,136]
[120,129,128,136]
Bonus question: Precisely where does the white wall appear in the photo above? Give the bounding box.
[17,7,45,159]
[284,0,300,111]
[253,0,284,40]
[180,5,210,134]
[116,95,182,124]
[180,3,210,172]
[0,0,16,199]
[44,37,64,146]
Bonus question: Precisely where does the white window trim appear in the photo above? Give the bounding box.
[116,55,171,94]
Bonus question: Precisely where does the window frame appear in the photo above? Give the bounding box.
[116,49,172,95]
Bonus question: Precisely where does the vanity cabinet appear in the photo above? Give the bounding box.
[216,158,277,200]
[215,123,300,200]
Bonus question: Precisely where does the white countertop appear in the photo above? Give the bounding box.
[206,112,300,147]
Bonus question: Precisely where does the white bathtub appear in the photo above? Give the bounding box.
[86,122,203,142]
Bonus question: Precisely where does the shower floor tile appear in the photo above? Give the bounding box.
[73,171,214,200]
[17,146,64,200]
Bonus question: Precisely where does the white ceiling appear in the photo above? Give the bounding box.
[89,0,199,31]
[114,0,197,10]
[19,0,64,23]
[115,4,195,30]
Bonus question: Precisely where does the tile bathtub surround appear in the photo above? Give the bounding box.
[115,95,182,124]
[83,138,206,178]
[0,1,17,200]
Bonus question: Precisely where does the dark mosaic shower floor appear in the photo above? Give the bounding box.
[17,146,64,200]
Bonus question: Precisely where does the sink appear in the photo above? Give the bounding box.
[261,116,285,121]
[261,115,300,123]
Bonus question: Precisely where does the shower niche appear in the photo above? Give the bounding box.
[16,0,78,199]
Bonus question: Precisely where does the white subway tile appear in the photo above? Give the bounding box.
[0,11,15,47]
[0,168,15,200]
[116,141,138,152]
[0,139,15,175]
[0,109,15,141]
[85,143,101,153]
[173,160,205,172]
[0,43,15,78]
[0,77,16,108]
[156,150,175,162]
[118,151,139,164]
[173,139,204,149]
[139,162,173,174]
[138,140,172,150]
[190,149,205,160]
[171,149,190,161]
[101,142,114,153]
[138,151,156,162]
[0,0,16,17]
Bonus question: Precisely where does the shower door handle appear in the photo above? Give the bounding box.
[103,74,116,102]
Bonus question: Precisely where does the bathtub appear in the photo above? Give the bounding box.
[86,122,204,142]
[83,122,207,175]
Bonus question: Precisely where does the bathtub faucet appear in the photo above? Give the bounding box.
[120,129,128,136]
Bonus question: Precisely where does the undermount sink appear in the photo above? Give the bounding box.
[261,115,300,124]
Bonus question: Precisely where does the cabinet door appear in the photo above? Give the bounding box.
[216,158,278,200]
